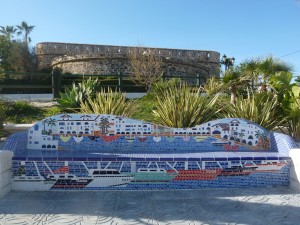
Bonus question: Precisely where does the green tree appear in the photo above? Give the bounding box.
[0,22,37,73]
[0,25,17,40]
[5,41,36,72]
[16,21,35,45]
[0,35,12,71]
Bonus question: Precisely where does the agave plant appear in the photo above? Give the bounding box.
[153,82,220,128]
[220,90,284,130]
[57,77,99,111]
[79,87,136,117]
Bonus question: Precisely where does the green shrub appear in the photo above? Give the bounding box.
[2,101,43,124]
[131,94,157,122]
[42,106,63,117]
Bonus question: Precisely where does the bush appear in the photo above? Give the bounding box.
[42,106,63,117]
[2,101,44,124]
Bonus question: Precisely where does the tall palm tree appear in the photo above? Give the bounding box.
[16,21,35,45]
[0,25,17,39]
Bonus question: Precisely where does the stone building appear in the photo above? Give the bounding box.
[36,42,220,83]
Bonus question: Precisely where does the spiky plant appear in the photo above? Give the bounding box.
[202,77,223,96]
[79,87,136,117]
[153,82,220,128]
[58,77,99,111]
[220,91,284,130]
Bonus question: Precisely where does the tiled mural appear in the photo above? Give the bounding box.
[4,114,295,191]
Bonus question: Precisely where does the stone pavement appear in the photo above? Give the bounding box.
[0,187,299,225]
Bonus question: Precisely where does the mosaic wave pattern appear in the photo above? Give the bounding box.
[4,114,294,191]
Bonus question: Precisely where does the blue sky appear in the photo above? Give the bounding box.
[1,0,300,76]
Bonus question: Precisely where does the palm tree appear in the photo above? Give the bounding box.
[0,25,17,39]
[240,59,260,90]
[261,132,270,149]
[47,118,57,133]
[42,119,49,134]
[16,21,35,45]
[238,132,245,143]
[99,118,110,134]
[257,57,293,92]
[222,67,249,104]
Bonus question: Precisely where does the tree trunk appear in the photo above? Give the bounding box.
[261,83,267,92]
[230,86,237,105]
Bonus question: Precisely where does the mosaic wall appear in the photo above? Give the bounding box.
[4,114,295,191]
[27,114,272,152]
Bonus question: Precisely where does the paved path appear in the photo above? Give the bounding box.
[0,187,299,225]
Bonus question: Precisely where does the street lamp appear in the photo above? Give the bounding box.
[220,54,235,71]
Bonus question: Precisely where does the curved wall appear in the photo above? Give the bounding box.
[36,42,220,80]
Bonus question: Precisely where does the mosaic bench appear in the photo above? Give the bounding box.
[3,114,297,191]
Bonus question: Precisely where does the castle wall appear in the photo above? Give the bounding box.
[36,42,220,79]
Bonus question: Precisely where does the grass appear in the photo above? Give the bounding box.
[131,94,157,123]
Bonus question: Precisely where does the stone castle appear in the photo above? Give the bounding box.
[36,42,220,81]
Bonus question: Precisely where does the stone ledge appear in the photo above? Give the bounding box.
[289,148,300,191]
[0,169,12,189]
[0,151,13,173]
[0,183,11,199]
[0,151,13,198]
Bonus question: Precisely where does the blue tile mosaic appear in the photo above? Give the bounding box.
[4,114,295,191]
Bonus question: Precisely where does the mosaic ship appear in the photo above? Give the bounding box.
[49,168,133,189]
[131,168,177,183]
[12,175,56,191]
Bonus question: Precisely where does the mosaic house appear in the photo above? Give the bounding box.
[3,114,296,191]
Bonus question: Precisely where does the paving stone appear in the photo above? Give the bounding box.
[0,187,299,225]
